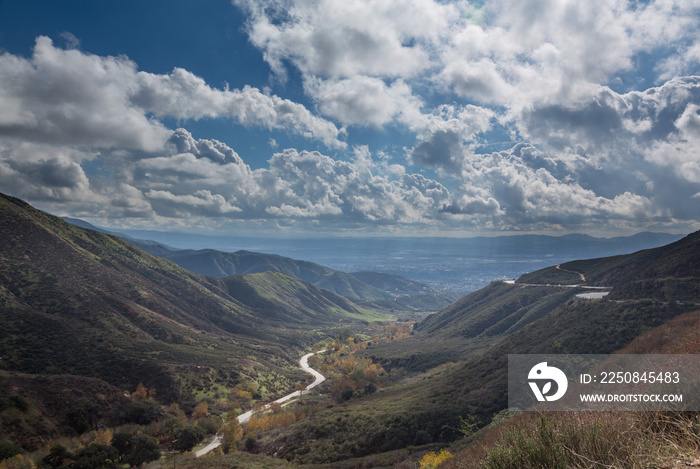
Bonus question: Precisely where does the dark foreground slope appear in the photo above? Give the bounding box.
[0,193,385,402]
[256,232,699,465]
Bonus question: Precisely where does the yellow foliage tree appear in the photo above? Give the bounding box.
[419,449,452,468]
[0,454,36,469]
[221,420,243,454]
[93,428,113,446]
[132,382,149,400]
[192,401,209,419]
[169,402,187,420]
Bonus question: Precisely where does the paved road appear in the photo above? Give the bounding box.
[195,350,326,457]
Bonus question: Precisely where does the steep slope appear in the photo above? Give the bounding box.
[130,243,396,301]
[214,271,387,324]
[518,231,700,294]
[414,283,575,339]
[0,193,385,401]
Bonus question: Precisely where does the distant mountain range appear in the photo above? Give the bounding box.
[63,217,460,310]
[63,219,685,293]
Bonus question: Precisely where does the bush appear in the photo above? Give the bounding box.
[0,441,21,462]
[174,426,205,452]
[483,413,634,469]
[111,432,133,461]
[67,398,101,434]
[123,434,160,467]
[42,445,71,469]
[110,400,160,426]
[419,449,452,468]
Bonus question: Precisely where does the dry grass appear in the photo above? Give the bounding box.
[441,411,700,469]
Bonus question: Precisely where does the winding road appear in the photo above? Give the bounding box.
[195,350,326,457]
[555,264,586,282]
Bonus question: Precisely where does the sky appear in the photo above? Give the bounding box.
[1,0,700,237]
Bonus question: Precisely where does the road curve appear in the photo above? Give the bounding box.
[196,350,326,457]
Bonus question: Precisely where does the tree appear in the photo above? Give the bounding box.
[71,444,119,469]
[0,441,21,462]
[132,383,149,400]
[124,434,160,467]
[111,432,133,461]
[191,401,209,419]
[174,426,205,453]
[67,398,100,434]
[221,421,243,454]
[93,428,113,446]
[42,445,71,469]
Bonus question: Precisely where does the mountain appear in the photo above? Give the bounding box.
[418,230,700,344]
[518,230,700,301]
[258,231,699,464]
[59,219,458,309]
[125,241,439,302]
[73,226,684,293]
[211,271,387,323]
[0,193,387,403]
[349,271,434,295]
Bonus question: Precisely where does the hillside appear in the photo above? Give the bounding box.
[0,193,387,403]
[130,242,449,303]
[213,271,387,324]
[254,231,699,464]
[518,231,700,296]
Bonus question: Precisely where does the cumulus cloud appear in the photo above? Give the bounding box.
[234,0,456,80]
[0,37,171,152]
[2,0,700,234]
[307,76,420,127]
[133,68,345,148]
[261,148,450,223]
[0,37,344,151]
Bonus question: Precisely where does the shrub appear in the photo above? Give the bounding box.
[419,449,452,468]
[174,426,205,452]
[483,413,634,469]
[0,441,21,462]
[123,434,160,467]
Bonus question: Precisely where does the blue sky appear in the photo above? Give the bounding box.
[1,0,699,236]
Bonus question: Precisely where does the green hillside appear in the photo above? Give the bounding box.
[128,239,444,303]
[0,193,388,403]
[215,271,389,323]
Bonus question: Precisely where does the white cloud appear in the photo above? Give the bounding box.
[133,68,346,148]
[307,76,420,127]
[0,37,344,152]
[3,0,700,235]
[234,0,456,80]
[0,37,171,152]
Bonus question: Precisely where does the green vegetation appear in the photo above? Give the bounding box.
[131,241,443,302]
[1,193,699,468]
[0,192,392,403]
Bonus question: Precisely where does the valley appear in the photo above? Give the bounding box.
[0,192,699,468]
